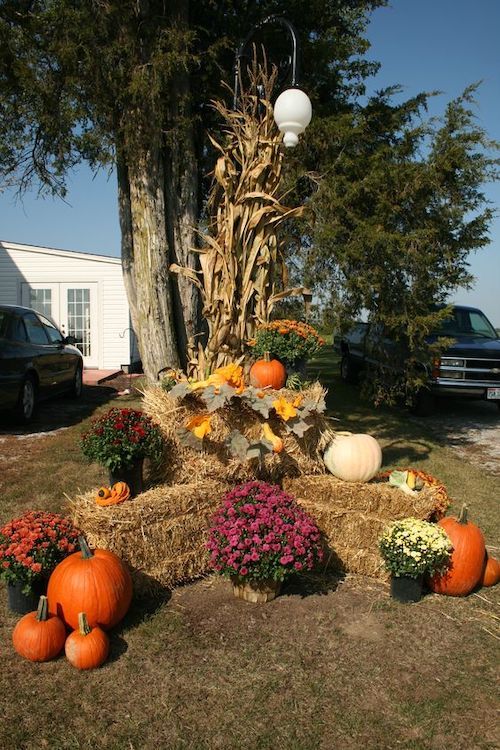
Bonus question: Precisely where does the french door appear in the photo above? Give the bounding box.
[21,282,99,368]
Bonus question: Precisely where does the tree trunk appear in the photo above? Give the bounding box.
[118,143,180,382]
[164,0,200,369]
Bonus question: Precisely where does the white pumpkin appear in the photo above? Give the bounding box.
[323,432,382,482]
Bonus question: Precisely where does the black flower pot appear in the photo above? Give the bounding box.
[108,458,144,497]
[7,578,47,615]
[390,575,423,604]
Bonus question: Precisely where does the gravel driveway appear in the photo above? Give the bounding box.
[419,398,500,476]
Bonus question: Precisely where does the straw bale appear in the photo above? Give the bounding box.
[283,474,448,581]
[143,382,333,485]
[68,480,231,594]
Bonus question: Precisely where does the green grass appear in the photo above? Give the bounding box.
[0,356,498,750]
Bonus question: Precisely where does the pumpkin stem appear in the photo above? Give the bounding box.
[78,536,94,559]
[458,504,469,524]
[78,612,92,636]
[264,351,271,362]
[36,595,49,622]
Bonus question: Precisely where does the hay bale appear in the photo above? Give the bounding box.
[68,480,230,594]
[282,474,449,580]
[143,382,333,485]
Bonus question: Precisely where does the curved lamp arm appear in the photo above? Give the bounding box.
[233,15,300,109]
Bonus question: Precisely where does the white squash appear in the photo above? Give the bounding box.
[323,431,382,482]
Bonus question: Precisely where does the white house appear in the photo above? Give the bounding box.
[0,240,139,371]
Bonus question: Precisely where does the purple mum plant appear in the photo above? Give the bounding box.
[207,481,324,583]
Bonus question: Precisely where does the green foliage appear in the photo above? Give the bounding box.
[292,84,500,403]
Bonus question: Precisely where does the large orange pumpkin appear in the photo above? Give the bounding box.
[47,536,132,630]
[428,505,485,596]
[250,352,286,390]
[12,595,66,662]
[480,553,500,588]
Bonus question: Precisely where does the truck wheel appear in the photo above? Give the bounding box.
[410,389,435,417]
[340,354,358,384]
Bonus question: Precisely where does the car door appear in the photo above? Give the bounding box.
[22,311,60,396]
[0,311,33,410]
[36,312,76,391]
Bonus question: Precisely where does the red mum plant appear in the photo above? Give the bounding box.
[207,481,324,583]
[80,407,163,471]
[0,511,80,594]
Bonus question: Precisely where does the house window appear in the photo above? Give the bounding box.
[29,288,52,318]
[67,288,91,357]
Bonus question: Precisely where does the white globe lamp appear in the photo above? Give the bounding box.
[273,87,312,148]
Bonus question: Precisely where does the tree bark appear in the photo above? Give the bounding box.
[118,142,180,382]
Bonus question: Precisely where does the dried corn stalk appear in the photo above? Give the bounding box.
[171,65,310,378]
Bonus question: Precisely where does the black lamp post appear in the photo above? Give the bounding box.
[233,15,312,147]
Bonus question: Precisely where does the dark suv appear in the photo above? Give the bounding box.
[0,304,84,423]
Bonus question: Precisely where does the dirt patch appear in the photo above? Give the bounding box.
[413,399,500,476]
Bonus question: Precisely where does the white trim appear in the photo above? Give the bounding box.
[0,239,120,264]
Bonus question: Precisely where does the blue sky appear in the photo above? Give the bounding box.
[1,0,499,323]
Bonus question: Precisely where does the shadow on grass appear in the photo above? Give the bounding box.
[308,346,499,462]
[281,568,345,599]
[0,384,125,436]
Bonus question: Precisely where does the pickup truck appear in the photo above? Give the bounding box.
[337,305,500,415]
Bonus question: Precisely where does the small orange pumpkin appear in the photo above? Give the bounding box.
[65,612,109,670]
[95,482,130,506]
[12,595,66,662]
[480,553,500,587]
[250,352,286,390]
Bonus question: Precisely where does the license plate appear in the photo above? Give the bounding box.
[487,387,500,400]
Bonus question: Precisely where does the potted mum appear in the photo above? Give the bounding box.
[250,319,325,377]
[207,481,324,603]
[0,511,80,613]
[379,518,452,603]
[80,407,163,496]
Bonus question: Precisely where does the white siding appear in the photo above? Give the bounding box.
[0,241,135,370]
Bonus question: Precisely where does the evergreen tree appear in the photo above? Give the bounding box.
[0,0,384,380]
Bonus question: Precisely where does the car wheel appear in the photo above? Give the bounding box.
[15,375,37,423]
[70,364,83,399]
[340,354,358,384]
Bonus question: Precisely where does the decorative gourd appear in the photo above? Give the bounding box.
[323,432,382,482]
[47,536,132,630]
[261,422,284,453]
[250,352,286,390]
[480,553,500,588]
[12,595,66,663]
[428,505,486,596]
[95,482,131,506]
[65,612,109,670]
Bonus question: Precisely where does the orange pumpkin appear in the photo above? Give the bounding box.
[47,536,132,630]
[95,482,131,506]
[12,595,66,662]
[480,553,500,587]
[65,612,109,670]
[250,352,286,390]
[428,505,486,596]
